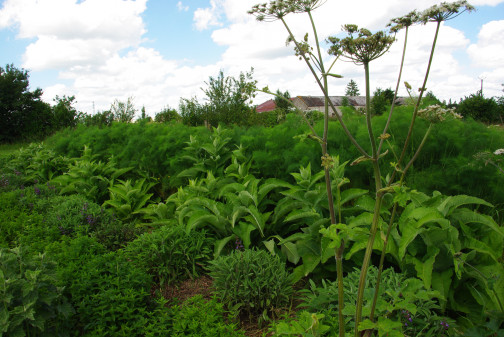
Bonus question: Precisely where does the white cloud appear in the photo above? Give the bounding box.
[0,0,147,70]
[3,0,504,116]
[467,20,504,97]
[177,1,189,12]
[193,0,223,31]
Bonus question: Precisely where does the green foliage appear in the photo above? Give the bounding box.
[345,79,360,97]
[370,88,391,116]
[52,95,78,130]
[274,89,292,112]
[110,96,136,123]
[77,110,114,127]
[103,178,155,223]
[180,69,256,127]
[209,249,293,320]
[125,224,212,286]
[0,246,74,337]
[154,106,181,123]
[457,92,501,123]
[0,64,53,143]
[51,146,132,204]
[49,237,153,336]
[289,266,453,336]
[166,295,245,337]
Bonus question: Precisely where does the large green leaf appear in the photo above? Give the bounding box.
[437,195,493,217]
[406,246,439,289]
[451,208,504,237]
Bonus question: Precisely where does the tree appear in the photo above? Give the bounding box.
[273,89,291,112]
[52,95,78,129]
[370,88,387,115]
[180,69,257,126]
[0,64,53,142]
[345,79,360,96]
[154,106,180,123]
[457,92,500,123]
[110,97,136,123]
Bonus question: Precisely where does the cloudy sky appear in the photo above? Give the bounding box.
[0,0,503,116]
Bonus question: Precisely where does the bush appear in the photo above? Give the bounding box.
[125,224,212,286]
[49,237,153,336]
[209,249,293,320]
[277,266,455,336]
[0,246,74,336]
[167,295,245,337]
[457,93,501,123]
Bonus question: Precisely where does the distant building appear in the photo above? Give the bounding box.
[256,95,406,116]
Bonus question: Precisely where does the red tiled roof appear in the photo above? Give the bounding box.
[256,99,276,113]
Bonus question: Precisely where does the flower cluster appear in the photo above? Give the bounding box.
[248,0,325,21]
[440,320,449,330]
[235,238,244,251]
[419,0,475,23]
[401,310,413,326]
[0,174,9,188]
[494,149,504,155]
[327,25,395,65]
[387,10,421,33]
[417,104,462,123]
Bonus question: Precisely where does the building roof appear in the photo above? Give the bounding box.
[256,99,277,113]
[256,95,407,112]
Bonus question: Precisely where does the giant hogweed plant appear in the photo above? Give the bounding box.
[249,1,482,335]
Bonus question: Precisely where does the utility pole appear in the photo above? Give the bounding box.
[478,75,486,96]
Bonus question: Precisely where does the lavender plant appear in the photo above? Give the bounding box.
[249,1,475,336]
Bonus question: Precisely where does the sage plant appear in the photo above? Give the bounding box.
[249,1,474,336]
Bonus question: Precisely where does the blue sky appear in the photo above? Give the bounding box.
[1,0,503,115]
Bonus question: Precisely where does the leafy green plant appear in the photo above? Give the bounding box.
[298,266,454,336]
[49,237,153,336]
[125,224,212,286]
[51,146,132,204]
[166,295,246,337]
[0,246,74,337]
[103,178,155,223]
[209,248,293,321]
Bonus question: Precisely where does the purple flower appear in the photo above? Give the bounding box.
[34,186,41,195]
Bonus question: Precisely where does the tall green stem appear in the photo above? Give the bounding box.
[378,27,410,156]
[354,60,383,336]
[390,21,441,185]
[370,124,432,321]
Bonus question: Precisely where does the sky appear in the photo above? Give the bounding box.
[0,0,503,116]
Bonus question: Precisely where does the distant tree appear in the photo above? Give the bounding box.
[345,79,360,96]
[341,96,350,107]
[137,106,152,123]
[382,88,395,103]
[52,95,78,129]
[154,106,180,123]
[273,89,291,112]
[0,64,53,142]
[424,91,443,105]
[370,88,387,115]
[180,68,256,126]
[457,92,500,123]
[111,97,136,123]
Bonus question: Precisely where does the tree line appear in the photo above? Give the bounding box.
[1,63,503,143]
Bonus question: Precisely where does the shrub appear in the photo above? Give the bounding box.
[457,93,501,123]
[167,295,245,337]
[125,224,212,286]
[49,237,153,336]
[209,248,293,320]
[279,266,455,336]
[0,246,74,336]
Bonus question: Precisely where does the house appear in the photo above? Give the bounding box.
[256,95,406,116]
